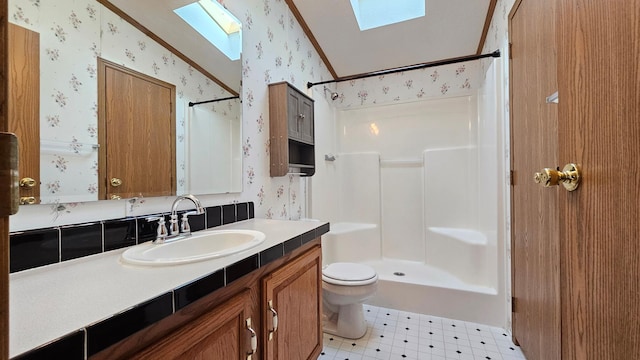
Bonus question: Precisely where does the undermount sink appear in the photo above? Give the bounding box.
[121,229,266,266]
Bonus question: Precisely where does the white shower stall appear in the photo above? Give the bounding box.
[316,60,508,327]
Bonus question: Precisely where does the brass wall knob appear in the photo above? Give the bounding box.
[20,196,36,205]
[534,163,581,191]
[110,178,123,187]
[19,177,37,188]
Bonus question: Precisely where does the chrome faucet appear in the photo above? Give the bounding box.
[148,194,205,243]
[170,194,205,236]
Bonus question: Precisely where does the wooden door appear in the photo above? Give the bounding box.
[557,0,640,358]
[262,246,322,360]
[8,24,39,205]
[1,2,10,358]
[509,0,561,359]
[131,290,254,359]
[98,59,176,200]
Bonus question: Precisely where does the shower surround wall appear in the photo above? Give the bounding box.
[313,56,508,327]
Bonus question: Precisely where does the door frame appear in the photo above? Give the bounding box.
[1,1,11,358]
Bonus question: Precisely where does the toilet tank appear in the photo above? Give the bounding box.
[321,223,381,265]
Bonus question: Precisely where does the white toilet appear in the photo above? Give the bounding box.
[322,262,378,339]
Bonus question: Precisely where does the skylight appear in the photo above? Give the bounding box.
[350,0,425,31]
[174,0,242,61]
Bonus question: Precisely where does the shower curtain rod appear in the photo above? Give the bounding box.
[188,95,240,107]
[307,50,501,89]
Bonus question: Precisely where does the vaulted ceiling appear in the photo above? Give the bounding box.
[289,0,495,78]
[104,0,496,90]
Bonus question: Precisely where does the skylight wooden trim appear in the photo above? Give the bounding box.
[285,0,338,79]
[96,0,239,96]
[477,0,498,54]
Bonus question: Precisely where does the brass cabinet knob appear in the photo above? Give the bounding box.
[20,196,36,205]
[110,178,123,187]
[110,194,122,200]
[534,163,581,191]
[19,177,37,188]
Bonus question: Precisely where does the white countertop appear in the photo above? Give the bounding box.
[10,218,326,358]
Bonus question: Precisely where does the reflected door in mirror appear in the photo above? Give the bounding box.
[8,24,40,204]
[98,59,176,200]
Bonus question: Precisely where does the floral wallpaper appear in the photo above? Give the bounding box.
[334,61,481,109]
[9,0,239,204]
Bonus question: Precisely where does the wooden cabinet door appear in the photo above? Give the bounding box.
[98,58,176,200]
[287,88,301,140]
[262,246,322,360]
[131,290,255,360]
[298,97,314,144]
[8,23,40,204]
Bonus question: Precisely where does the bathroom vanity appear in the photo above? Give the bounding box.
[10,219,328,359]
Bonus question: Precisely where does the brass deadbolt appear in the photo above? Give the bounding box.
[110,178,123,187]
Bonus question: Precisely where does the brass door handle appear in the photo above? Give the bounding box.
[19,177,37,188]
[534,163,581,191]
[110,178,123,187]
[110,194,122,200]
[20,196,36,205]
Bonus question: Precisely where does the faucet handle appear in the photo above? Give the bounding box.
[180,213,193,234]
[169,214,180,236]
[146,216,168,241]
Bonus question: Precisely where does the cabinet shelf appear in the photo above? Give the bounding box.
[269,81,315,177]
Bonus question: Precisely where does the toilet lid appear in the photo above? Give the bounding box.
[322,263,377,284]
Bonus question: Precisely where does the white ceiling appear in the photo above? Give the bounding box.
[291,0,492,77]
[106,0,492,90]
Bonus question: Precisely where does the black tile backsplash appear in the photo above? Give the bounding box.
[12,330,85,360]
[248,202,255,219]
[181,211,206,232]
[236,202,249,221]
[14,213,328,360]
[136,214,167,243]
[222,204,236,225]
[9,202,255,274]
[174,269,225,310]
[206,206,222,228]
[103,218,136,251]
[10,228,60,273]
[60,223,103,261]
[86,292,173,356]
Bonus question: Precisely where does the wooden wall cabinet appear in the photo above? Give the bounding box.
[269,82,315,177]
[106,242,323,360]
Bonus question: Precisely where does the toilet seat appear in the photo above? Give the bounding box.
[322,262,378,286]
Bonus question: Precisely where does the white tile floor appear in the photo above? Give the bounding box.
[318,304,527,360]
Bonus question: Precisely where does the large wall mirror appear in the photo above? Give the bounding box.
[8,0,242,204]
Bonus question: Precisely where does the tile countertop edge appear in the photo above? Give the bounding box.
[9,219,330,358]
